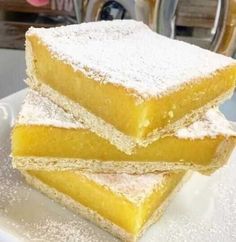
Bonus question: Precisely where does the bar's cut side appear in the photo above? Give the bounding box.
[26,20,236,143]
[11,91,236,173]
[21,169,186,241]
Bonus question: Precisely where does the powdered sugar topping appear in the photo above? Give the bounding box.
[17,90,84,129]
[27,20,236,99]
[82,172,167,204]
[176,109,236,139]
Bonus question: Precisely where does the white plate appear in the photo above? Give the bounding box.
[0,90,236,242]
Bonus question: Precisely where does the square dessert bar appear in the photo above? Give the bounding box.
[12,91,236,174]
[20,169,188,242]
[25,20,236,154]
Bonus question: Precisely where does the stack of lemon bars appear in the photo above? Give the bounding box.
[11,20,236,241]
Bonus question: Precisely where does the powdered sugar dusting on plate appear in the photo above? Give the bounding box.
[27,20,236,99]
[141,157,236,242]
[16,216,116,242]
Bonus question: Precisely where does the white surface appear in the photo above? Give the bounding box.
[0,90,236,242]
[220,92,236,121]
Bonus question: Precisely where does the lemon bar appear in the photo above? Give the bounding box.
[25,20,236,154]
[20,168,188,241]
[12,91,236,174]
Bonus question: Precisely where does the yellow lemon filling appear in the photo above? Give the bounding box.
[12,125,235,167]
[27,170,185,235]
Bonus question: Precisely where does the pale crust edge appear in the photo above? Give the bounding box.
[12,138,235,174]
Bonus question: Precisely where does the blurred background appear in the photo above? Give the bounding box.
[0,0,236,111]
